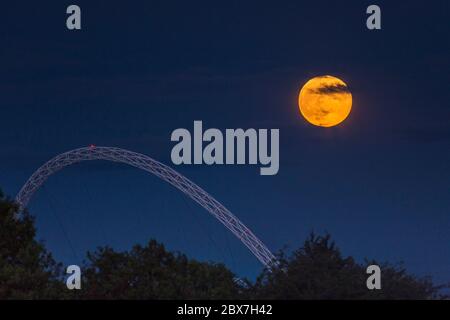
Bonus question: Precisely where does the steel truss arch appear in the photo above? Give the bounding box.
[15,146,277,269]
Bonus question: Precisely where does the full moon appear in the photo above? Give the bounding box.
[298,75,352,127]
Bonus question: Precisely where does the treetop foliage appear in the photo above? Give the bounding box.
[0,189,447,300]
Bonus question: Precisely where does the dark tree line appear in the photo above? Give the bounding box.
[0,190,447,300]
[0,190,65,299]
[250,234,445,299]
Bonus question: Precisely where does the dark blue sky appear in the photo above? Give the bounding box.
[1,1,449,282]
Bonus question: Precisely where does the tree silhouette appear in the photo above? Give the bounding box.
[250,233,447,300]
[79,240,241,299]
[0,189,64,299]
[0,188,447,300]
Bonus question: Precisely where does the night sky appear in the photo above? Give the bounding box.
[1,1,449,282]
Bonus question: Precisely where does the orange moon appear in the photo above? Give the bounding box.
[298,76,352,127]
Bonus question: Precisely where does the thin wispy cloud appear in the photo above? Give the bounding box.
[310,83,350,95]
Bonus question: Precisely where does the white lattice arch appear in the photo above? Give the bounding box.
[15,146,277,269]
